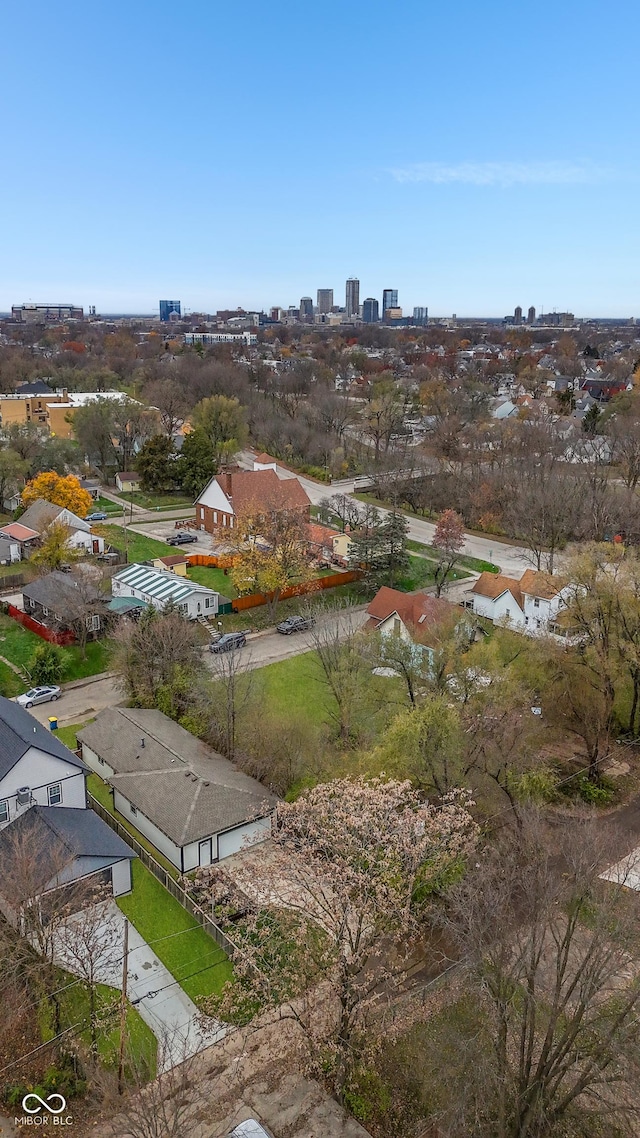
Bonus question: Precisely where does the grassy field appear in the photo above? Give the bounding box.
[116,491,194,511]
[44,977,157,1079]
[254,650,334,726]
[86,772,180,879]
[0,613,113,696]
[56,721,90,750]
[95,524,175,563]
[92,495,123,516]
[218,581,368,633]
[187,563,238,597]
[117,861,233,1005]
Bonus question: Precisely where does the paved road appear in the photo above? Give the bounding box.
[237,452,534,577]
[28,675,124,728]
[204,608,368,675]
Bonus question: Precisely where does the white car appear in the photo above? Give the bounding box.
[16,685,61,709]
[228,1122,272,1138]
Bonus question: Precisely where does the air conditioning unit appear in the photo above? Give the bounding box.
[16,787,31,807]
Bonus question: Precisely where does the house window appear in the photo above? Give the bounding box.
[0,800,8,824]
[393,617,401,637]
[534,598,540,608]
[130,804,137,816]
[205,597,212,608]
[42,606,49,617]
[200,507,204,517]
[47,783,62,806]
[85,614,100,631]
[525,616,529,625]
[213,512,218,523]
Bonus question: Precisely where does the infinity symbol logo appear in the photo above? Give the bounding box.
[22,1092,67,1114]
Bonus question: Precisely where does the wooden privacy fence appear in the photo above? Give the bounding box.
[231,569,363,612]
[87,793,237,957]
[7,604,75,645]
[187,553,237,570]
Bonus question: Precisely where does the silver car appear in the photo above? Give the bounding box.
[227,1122,272,1138]
[16,685,61,709]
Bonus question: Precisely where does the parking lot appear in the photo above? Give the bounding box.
[128,517,233,556]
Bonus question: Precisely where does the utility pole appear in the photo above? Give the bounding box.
[117,918,129,1094]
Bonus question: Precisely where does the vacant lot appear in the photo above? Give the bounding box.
[95,524,175,563]
[0,613,112,696]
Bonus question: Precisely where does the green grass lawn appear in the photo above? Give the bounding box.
[86,772,180,879]
[44,978,157,1080]
[117,861,233,1005]
[187,563,238,597]
[117,491,194,511]
[254,650,334,726]
[95,524,175,563]
[0,614,113,696]
[93,495,123,515]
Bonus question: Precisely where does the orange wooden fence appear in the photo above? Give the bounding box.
[231,570,363,612]
[8,604,76,645]
[186,553,238,570]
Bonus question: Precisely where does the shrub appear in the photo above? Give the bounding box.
[575,775,615,806]
[28,643,68,685]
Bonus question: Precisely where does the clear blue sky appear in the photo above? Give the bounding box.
[1,0,638,317]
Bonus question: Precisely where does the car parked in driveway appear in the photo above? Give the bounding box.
[276,615,316,635]
[209,632,247,654]
[86,511,108,522]
[167,532,198,546]
[227,1121,272,1138]
[16,685,61,709]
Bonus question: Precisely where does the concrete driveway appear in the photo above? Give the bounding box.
[54,901,226,1071]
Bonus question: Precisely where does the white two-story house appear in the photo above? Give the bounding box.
[467,570,567,634]
[0,698,87,828]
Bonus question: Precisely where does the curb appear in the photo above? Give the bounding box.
[61,671,118,692]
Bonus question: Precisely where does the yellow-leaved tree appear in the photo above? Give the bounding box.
[21,472,93,517]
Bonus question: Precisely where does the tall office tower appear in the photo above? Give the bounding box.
[413,306,428,325]
[317,288,333,314]
[345,278,360,319]
[362,298,379,323]
[159,300,181,322]
[382,289,398,321]
[514,305,523,326]
[299,297,314,321]
[528,306,536,325]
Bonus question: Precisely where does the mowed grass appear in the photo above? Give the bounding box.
[44,978,157,1079]
[95,524,175,563]
[254,650,334,726]
[117,861,233,1005]
[0,613,112,696]
[187,563,238,597]
[123,491,194,510]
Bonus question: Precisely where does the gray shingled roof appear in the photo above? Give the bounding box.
[18,499,63,534]
[22,571,103,612]
[0,696,87,782]
[78,708,277,846]
[0,806,135,896]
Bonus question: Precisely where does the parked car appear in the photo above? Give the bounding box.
[168,532,198,546]
[227,1122,272,1138]
[86,511,108,522]
[276,615,316,635]
[209,632,247,654]
[16,685,61,709]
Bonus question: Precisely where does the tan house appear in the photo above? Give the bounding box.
[0,390,69,429]
[195,468,311,535]
[115,472,142,493]
[152,554,190,577]
[331,531,353,565]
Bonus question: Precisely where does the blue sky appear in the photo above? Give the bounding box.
[1,0,638,316]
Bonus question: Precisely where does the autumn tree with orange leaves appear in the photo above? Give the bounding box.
[21,471,93,517]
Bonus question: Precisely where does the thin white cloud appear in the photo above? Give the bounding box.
[389,160,612,187]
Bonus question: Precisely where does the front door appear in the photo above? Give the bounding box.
[199,839,212,867]
[92,539,100,553]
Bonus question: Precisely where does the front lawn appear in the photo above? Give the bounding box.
[95,524,175,563]
[117,861,233,1005]
[93,495,123,516]
[254,651,334,726]
[0,614,112,696]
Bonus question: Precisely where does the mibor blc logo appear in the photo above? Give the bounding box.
[14,1092,73,1127]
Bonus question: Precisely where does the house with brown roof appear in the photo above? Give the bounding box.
[366,587,455,641]
[195,468,311,535]
[467,570,567,633]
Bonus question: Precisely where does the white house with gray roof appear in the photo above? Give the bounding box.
[111,562,219,619]
[0,696,87,829]
[78,708,277,871]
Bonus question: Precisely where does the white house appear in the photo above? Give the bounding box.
[18,499,105,555]
[111,562,219,619]
[467,570,567,634]
[0,697,88,829]
[78,708,278,872]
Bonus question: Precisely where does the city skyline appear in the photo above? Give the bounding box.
[1,0,638,316]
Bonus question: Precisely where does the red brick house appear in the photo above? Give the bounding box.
[195,468,311,535]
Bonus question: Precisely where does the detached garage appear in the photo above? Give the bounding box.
[78,708,277,873]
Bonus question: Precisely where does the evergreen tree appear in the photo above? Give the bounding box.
[177,428,218,497]
[381,509,410,586]
[135,434,177,491]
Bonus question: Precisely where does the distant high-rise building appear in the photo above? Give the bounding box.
[299,297,314,321]
[160,300,181,322]
[386,307,403,322]
[362,298,379,323]
[514,305,523,326]
[317,288,333,314]
[382,289,398,321]
[413,307,428,325]
[345,278,360,319]
[528,306,536,325]
[12,303,83,324]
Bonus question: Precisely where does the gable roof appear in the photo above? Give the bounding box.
[78,708,278,846]
[0,696,87,782]
[153,554,191,568]
[366,587,455,635]
[23,571,104,612]
[197,468,310,516]
[0,522,40,542]
[0,806,135,896]
[112,562,218,603]
[518,569,563,600]
[471,572,524,611]
[19,499,63,533]
[14,379,55,395]
[117,471,141,481]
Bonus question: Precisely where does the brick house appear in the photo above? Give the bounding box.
[195,468,311,535]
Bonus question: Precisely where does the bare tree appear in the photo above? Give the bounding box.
[54,899,122,1057]
[207,642,254,762]
[112,606,203,706]
[307,605,368,742]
